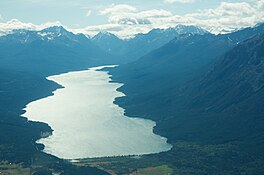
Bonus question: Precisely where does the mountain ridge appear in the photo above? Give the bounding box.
[92,24,209,63]
[103,24,264,174]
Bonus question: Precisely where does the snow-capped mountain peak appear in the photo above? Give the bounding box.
[173,24,208,35]
[1,26,85,44]
[37,26,76,41]
[92,31,120,41]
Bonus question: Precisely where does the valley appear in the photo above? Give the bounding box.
[0,22,264,174]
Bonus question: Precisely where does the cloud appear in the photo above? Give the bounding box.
[0,1,263,39]
[73,23,153,39]
[164,0,195,3]
[86,10,92,17]
[100,4,172,26]
[100,4,137,15]
[193,2,256,17]
[71,4,174,38]
[79,1,264,38]
[181,1,264,33]
[0,19,63,35]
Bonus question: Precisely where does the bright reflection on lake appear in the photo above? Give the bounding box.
[22,66,172,159]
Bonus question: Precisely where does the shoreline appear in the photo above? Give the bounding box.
[107,68,174,147]
[22,65,172,160]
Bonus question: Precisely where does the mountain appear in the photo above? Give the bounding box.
[91,25,208,63]
[189,34,264,113]
[129,25,208,45]
[0,26,113,174]
[0,26,88,44]
[92,31,125,53]
[152,34,264,141]
[227,22,264,43]
[109,33,234,121]
[173,24,208,34]
[39,26,77,40]
[109,23,264,120]
[0,26,117,75]
[160,35,264,159]
[108,24,264,174]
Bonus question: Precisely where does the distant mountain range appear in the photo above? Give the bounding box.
[0,26,117,76]
[0,25,209,71]
[92,25,208,62]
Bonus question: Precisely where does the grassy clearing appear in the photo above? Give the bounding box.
[131,165,173,175]
[75,156,174,175]
[0,163,30,175]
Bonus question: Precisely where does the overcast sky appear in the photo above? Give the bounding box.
[0,0,263,38]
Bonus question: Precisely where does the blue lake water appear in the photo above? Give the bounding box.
[22,66,172,159]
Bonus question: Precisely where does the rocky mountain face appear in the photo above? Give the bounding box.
[91,25,208,63]
[0,26,118,76]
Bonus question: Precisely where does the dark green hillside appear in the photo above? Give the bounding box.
[109,25,264,174]
[189,35,264,112]
[109,33,235,121]
[174,35,264,142]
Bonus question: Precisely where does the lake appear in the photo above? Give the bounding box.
[22,66,172,159]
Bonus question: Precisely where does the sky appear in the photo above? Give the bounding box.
[0,0,264,38]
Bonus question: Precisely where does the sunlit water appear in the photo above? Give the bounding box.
[22,66,172,159]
